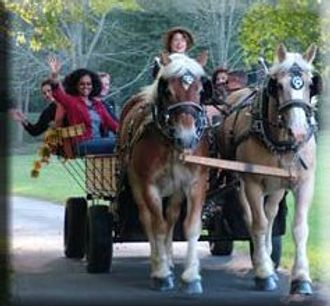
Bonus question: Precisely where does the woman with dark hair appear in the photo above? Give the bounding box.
[10,79,58,136]
[48,58,118,156]
[211,67,229,103]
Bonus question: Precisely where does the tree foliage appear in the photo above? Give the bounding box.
[5,0,139,52]
[238,0,321,67]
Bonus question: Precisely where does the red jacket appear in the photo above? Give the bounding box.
[52,84,118,143]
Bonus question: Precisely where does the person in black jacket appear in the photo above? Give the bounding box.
[10,79,57,136]
[97,72,119,141]
[97,72,118,120]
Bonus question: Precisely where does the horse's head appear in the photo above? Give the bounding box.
[152,52,212,150]
[267,43,321,143]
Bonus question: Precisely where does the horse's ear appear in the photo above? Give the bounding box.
[160,51,171,66]
[310,73,323,97]
[277,43,287,63]
[196,50,208,67]
[157,78,169,97]
[303,43,317,64]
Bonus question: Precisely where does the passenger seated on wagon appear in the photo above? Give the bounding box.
[10,79,60,136]
[97,71,119,142]
[98,72,118,120]
[206,67,230,125]
[48,57,118,157]
[226,70,248,93]
[212,67,229,103]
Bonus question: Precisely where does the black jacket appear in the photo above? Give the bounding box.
[102,96,118,122]
[23,102,56,136]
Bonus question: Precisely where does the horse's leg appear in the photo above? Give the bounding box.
[165,192,184,270]
[264,191,284,256]
[290,176,314,295]
[132,184,173,291]
[239,180,253,233]
[180,180,206,294]
[243,179,277,291]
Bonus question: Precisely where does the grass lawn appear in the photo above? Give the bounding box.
[9,153,84,203]
[280,130,330,284]
[9,131,330,284]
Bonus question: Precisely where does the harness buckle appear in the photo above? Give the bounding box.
[252,120,263,133]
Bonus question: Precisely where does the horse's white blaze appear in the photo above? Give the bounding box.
[291,88,305,100]
[288,108,309,141]
[174,125,198,147]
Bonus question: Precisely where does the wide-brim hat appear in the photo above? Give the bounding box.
[163,26,194,52]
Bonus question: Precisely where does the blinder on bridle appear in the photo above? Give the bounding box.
[267,63,322,101]
[267,64,323,118]
[200,76,213,104]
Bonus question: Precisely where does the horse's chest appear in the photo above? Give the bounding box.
[157,163,195,196]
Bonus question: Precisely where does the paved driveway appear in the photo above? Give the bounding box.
[9,196,328,306]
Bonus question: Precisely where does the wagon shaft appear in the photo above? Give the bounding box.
[180,154,296,179]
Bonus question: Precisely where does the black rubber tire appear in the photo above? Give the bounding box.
[86,205,113,273]
[64,197,87,259]
[249,235,282,269]
[209,240,234,256]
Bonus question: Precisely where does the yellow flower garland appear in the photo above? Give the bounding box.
[31,128,62,178]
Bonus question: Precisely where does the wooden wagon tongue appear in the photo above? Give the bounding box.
[179,154,297,179]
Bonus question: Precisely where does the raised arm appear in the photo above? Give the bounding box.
[48,56,61,84]
[23,103,57,136]
[47,57,71,108]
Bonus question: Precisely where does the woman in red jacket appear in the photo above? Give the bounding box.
[48,57,118,156]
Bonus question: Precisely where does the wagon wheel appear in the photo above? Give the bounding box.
[86,205,113,273]
[249,235,282,269]
[208,213,234,256]
[64,197,87,259]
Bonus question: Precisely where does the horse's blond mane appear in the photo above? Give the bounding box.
[139,53,205,104]
[269,52,314,76]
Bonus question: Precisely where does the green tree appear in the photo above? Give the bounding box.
[238,0,321,67]
[5,0,140,67]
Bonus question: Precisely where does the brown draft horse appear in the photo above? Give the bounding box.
[118,53,211,294]
[218,44,321,295]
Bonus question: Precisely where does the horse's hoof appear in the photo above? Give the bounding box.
[290,280,313,295]
[255,275,277,291]
[180,279,203,294]
[272,272,279,282]
[150,275,174,291]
